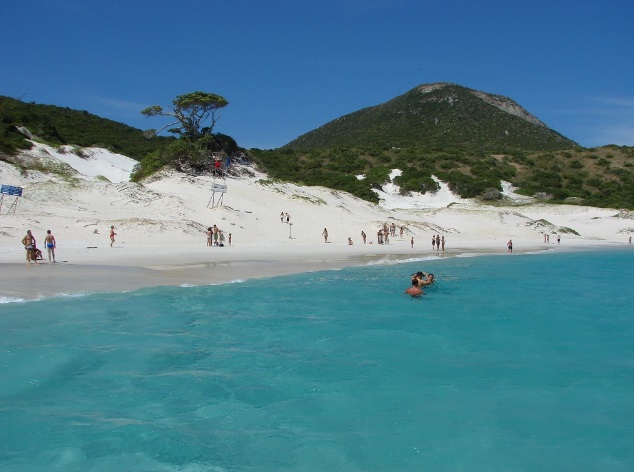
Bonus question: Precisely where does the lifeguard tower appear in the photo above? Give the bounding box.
[207,155,233,208]
[0,184,23,214]
[207,179,227,208]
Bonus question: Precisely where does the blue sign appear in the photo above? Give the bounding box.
[1,185,23,197]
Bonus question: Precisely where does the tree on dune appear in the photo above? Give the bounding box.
[141,91,229,141]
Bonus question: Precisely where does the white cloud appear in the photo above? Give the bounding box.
[590,96,634,108]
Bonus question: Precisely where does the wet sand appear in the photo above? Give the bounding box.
[0,244,548,301]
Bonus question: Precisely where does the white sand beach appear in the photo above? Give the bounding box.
[1,142,632,300]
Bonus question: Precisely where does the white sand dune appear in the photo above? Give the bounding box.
[1,142,632,299]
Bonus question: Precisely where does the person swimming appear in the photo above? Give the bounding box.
[420,273,435,286]
[405,279,423,297]
[412,271,435,287]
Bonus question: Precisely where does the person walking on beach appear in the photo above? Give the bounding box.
[228,233,232,246]
[110,226,116,247]
[432,235,436,251]
[441,235,445,252]
[507,239,513,253]
[21,230,37,264]
[44,230,56,263]
[322,228,329,243]
[411,236,414,249]
[361,231,366,244]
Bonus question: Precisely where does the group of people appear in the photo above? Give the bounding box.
[325,224,445,251]
[21,229,56,264]
[405,271,435,297]
[377,223,406,245]
[431,234,445,251]
[207,224,231,247]
[542,233,561,244]
[280,212,291,224]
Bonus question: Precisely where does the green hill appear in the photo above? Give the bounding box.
[286,83,577,152]
[253,83,633,209]
[0,96,173,160]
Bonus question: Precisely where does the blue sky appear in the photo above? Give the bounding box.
[2,0,633,149]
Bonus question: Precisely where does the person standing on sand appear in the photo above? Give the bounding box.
[432,235,436,251]
[110,226,116,247]
[44,230,56,263]
[411,236,414,249]
[228,233,232,246]
[441,235,445,252]
[507,239,513,253]
[322,228,329,243]
[280,212,284,223]
[207,227,212,247]
[21,230,37,263]
[361,231,366,244]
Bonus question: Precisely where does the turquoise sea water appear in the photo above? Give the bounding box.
[1,249,633,471]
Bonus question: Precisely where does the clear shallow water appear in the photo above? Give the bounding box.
[1,250,633,471]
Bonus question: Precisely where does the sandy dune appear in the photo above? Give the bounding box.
[1,142,632,300]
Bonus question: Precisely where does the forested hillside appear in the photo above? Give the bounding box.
[0,96,173,159]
